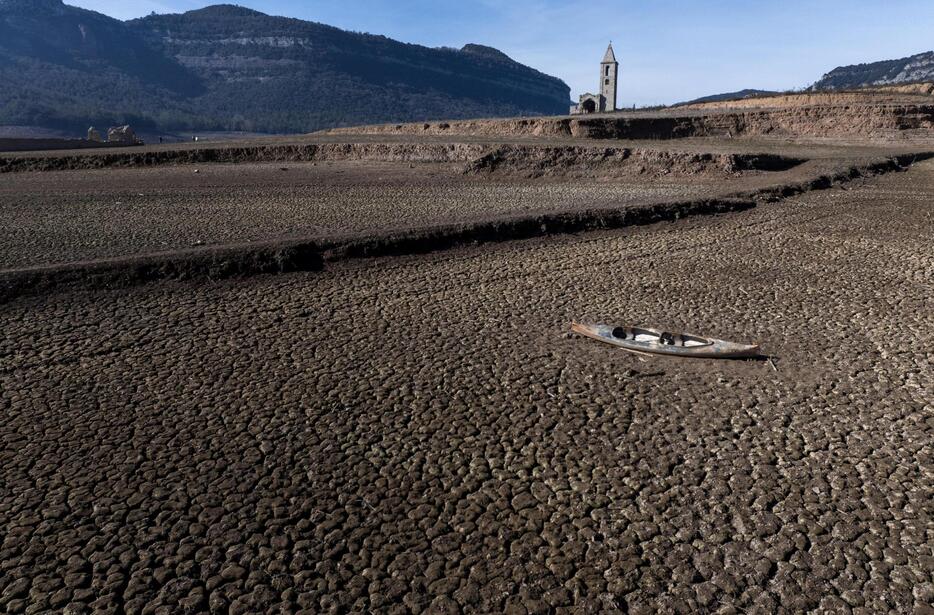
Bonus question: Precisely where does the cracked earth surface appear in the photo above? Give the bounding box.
[1,161,932,613]
[0,145,902,272]
[0,161,726,270]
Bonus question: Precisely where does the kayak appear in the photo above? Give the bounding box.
[571,322,761,359]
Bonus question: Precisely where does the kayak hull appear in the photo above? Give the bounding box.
[571,322,761,359]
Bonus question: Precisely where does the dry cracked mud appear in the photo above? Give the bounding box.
[0,161,727,270]
[1,157,932,613]
[1,138,928,272]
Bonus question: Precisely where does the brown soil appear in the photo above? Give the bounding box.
[0,158,742,272]
[2,98,933,614]
[463,145,805,178]
[0,141,816,176]
[0,142,488,174]
[2,160,931,614]
[875,81,934,95]
[328,102,934,141]
[1,148,929,295]
[0,138,133,153]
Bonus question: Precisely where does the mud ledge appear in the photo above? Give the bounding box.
[463,146,805,178]
[1,142,804,177]
[0,199,751,302]
[0,143,486,174]
[332,104,934,140]
[2,152,932,302]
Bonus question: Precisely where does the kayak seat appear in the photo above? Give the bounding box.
[612,327,627,340]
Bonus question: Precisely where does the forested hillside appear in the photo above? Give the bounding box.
[0,1,571,133]
[812,51,934,90]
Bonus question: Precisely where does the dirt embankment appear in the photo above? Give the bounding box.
[330,105,934,140]
[3,152,929,301]
[465,146,804,178]
[0,141,803,178]
[875,82,934,96]
[0,138,133,153]
[0,142,490,173]
[0,198,752,301]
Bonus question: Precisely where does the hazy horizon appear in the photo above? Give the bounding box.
[69,0,934,106]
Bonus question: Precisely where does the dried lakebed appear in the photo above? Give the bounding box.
[1,143,929,289]
[1,159,932,613]
[0,160,737,270]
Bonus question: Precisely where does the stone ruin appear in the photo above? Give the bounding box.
[107,125,141,145]
[570,43,619,115]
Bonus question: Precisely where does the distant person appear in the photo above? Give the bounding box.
[159,137,163,144]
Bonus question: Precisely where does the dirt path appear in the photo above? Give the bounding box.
[1,161,932,613]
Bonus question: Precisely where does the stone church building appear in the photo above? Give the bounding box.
[570,43,618,115]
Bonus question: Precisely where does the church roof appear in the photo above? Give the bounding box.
[602,43,617,64]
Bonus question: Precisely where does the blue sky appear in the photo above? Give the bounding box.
[71,0,934,105]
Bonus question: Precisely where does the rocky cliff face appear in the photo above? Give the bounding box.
[812,51,934,90]
[0,2,570,133]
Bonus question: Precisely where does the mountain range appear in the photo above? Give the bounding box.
[0,0,571,134]
[2,0,932,135]
[811,50,934,90]
[680,89,779,106]
[682,52,934,106]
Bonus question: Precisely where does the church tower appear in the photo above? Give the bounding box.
[600,43,618,112]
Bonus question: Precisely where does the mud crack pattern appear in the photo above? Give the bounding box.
[1,162,933,613]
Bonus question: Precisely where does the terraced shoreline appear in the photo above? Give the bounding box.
[1,149,930,301]
[0,141,808,175]
[328,103,934,140]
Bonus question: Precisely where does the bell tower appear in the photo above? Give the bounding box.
[600,43,618,112]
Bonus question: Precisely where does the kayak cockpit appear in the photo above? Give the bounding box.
[610,326,713,348]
